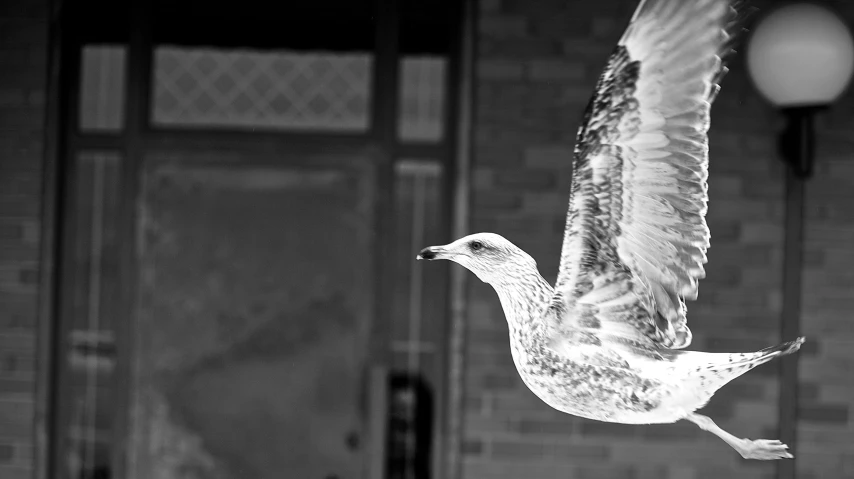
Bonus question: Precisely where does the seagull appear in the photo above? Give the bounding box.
[417,0,804,461]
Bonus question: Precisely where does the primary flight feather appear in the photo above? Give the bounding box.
[418,0,804,460]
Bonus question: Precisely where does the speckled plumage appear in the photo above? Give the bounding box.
[419,0,805,461]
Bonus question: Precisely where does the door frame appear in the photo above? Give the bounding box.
[37,0,474,478]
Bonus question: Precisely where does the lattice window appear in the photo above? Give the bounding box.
[152,47,373,131]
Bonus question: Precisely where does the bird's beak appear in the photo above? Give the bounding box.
[416,245,447,260]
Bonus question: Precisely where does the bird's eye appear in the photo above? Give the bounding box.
[470,241,484,252]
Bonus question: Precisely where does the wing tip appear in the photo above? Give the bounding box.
[710,1,759,102]
[721,1,760,64]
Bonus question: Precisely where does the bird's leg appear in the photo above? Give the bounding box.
[684,413,793,460]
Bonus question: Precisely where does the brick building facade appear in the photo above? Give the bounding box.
[0,0,851,478]
[1,0,50,477]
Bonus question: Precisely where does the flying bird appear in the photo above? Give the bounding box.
[418,0,804,460]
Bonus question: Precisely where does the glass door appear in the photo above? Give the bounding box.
[52,1,463,478]
[127,149,378,479]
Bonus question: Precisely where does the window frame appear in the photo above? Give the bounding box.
[47,0,469,478]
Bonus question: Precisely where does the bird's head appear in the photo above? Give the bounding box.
[416,232,537,285]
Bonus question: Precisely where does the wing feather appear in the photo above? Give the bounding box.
[548,0,751,358]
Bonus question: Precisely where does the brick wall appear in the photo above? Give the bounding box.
[799,128,854,479]
[0,0,49,478]
[462,0,854,478]
[797,0,854,467]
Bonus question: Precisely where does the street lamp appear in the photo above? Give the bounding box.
[745,3,854,478]
[747,2,854,176]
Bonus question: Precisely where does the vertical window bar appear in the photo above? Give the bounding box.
[406,161,427,373]
[391,159,443,372]
[371,0,400,144]
[61,152,121,479]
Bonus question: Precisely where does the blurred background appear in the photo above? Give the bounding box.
[0,0,852,478]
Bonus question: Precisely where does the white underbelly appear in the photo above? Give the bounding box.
[517,364,707,425]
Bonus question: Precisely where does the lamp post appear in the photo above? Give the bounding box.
[746,3,854,478]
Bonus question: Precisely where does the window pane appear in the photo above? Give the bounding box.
[390,159,445,375]
[128,158,376,478]
[151,47,372,132]
[399,57,447,142]
[63,151,122,479]
[80,45,126,132]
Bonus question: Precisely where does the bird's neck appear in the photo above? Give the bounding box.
[492,271,554,348]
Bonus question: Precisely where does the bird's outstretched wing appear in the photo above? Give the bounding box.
[546,0,750,360]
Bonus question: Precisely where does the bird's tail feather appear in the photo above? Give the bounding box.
[706,336,806,372]
[670,337,806,414]
[756,336,806,359]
